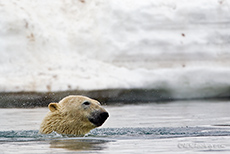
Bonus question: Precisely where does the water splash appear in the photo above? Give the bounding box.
[0,130,63,142]
[89,127,230,139]
[1,127,230,142]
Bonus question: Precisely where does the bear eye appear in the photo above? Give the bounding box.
[82,101,91,106]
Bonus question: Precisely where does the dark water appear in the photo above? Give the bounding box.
[1,100,230,153]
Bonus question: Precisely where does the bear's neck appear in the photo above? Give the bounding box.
[40,111,93,135]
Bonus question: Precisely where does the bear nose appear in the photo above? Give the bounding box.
[89,111,109,127]
[97,112,109,126]
[100,112,109,120]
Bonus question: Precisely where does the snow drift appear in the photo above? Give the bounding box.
[1,0,230,101]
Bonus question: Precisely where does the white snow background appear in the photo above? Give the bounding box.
[1,0,230,100]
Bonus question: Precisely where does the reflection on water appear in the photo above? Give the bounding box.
[49,139,109,151]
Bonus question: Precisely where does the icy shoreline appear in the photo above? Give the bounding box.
[1,0,230,101]
[1,88,230,108]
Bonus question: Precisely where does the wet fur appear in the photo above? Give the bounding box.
[39,95,108,135]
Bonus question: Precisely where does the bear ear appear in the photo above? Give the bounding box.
[48,103,60,112]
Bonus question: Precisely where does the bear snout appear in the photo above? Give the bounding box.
[88,111,109,127]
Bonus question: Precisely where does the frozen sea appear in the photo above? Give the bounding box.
[1,99,230,154]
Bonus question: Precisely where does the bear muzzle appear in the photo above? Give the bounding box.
[88,111,109,127]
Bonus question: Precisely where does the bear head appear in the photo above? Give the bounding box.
[39,95,109,135]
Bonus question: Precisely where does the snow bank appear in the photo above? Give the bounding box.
[1,0,230,100]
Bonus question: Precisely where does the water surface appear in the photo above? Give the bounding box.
[1,100,230,153]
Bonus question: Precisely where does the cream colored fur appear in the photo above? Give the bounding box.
[39,95,107,135]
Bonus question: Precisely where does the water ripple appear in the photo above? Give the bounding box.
[0,127,230,142]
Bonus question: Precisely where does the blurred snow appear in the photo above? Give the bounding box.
[0,0,230,100]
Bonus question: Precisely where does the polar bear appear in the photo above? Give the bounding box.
[39,95,109,135]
